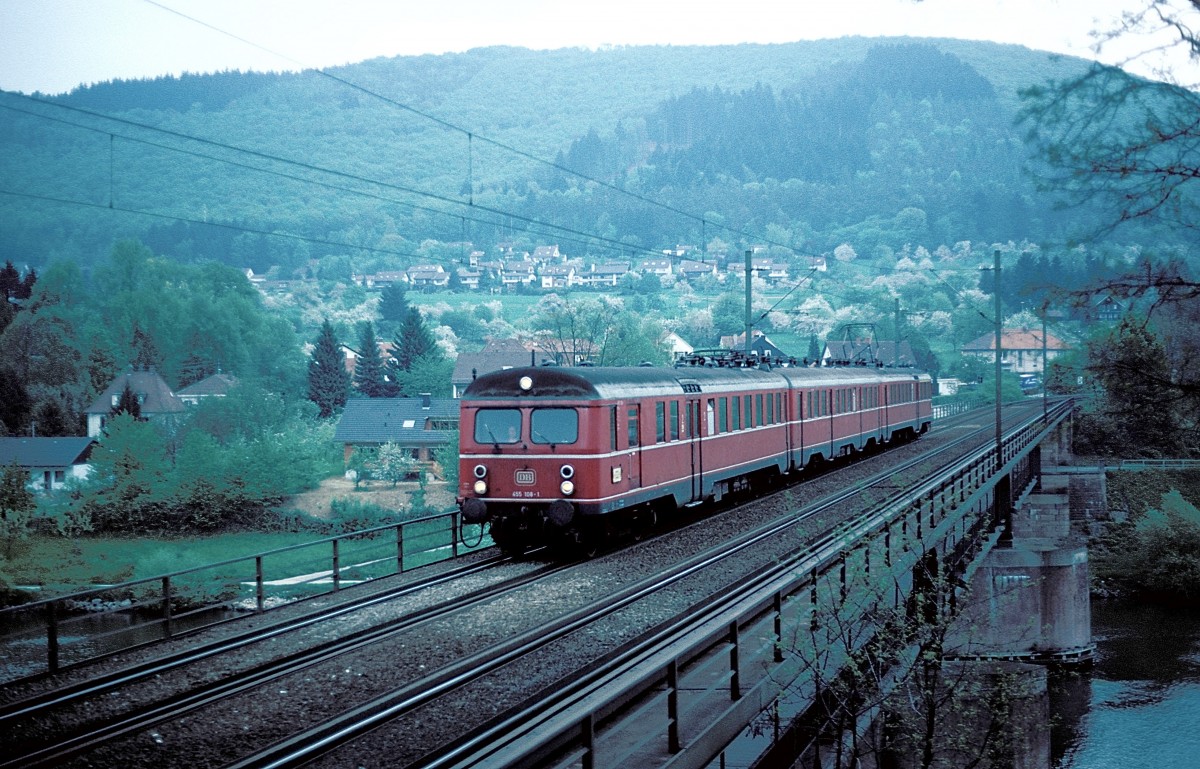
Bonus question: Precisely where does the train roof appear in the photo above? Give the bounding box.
[461,364,928,401]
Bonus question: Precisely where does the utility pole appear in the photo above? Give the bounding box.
[992,249,1003,467]
[1042,303,1049,424]
[895,297,903,365]
[744,250,753,356]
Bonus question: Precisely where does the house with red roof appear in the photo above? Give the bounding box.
[961,328,1070,377]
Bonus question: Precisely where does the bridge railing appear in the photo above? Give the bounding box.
[0,510,491,683]
[463,399,1075,768]
[1113,458,1200,471]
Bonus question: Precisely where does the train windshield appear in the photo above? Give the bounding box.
[474,408,521,444]
[530,408,578,445]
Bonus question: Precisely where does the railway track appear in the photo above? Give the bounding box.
[1,402,1054,768]
[0,553,562,768]
[275,403,1058,768]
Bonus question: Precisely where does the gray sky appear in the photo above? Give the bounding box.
[0,0,1173,94]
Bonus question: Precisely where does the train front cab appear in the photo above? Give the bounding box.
[460,397,595,550]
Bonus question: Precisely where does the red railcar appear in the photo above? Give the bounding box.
[457,360,932,553]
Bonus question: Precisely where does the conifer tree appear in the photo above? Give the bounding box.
[0,261,20,301]
[131,323,161,372]
[352,321,389,398]
[378,284,411,326]
[391,308,438,374]
[112,382,143,420]
[307,319,351,417]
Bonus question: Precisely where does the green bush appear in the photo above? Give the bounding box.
[328,497,400,532]
[1093,489,1200,604]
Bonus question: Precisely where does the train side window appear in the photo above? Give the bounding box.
[670,401,680,441]
[627,407,639,447]
[610,407,618,451]
[744,396,753,429]
[755,394,764,426]
[732,396,742,430]
[531,408,578,445]
[656,402,666,443]
[707,399,716,436]
[474,408,521,444]
[718,397,728,433]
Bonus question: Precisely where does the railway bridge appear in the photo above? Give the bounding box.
[460,398,1089,769]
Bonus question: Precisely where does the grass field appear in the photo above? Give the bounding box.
[2,478,463,601]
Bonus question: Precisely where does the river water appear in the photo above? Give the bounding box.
[1051,601,1200,769]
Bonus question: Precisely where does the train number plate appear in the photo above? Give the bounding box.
[514,470,536,485]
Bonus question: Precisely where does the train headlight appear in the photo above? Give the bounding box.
[473,464,488,479]
[560,464,575,479]
[560,479,575,496]
[473,479,488,495]
[519,375,533,391]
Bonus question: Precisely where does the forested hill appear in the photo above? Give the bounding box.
[0,37,1150,276]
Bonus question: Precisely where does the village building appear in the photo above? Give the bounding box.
[0,436,94,492]
[451,338,552,397]
[333,395,459,468]
[586,262,630,287]
[177,372,240,406]
[85,370,186,437]
[961,328,1070,377]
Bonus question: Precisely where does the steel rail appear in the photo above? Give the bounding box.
[2,555,569,769]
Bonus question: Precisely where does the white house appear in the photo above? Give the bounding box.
[0,437,94,492]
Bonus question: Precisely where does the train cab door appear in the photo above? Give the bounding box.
[625,404,641,489]
[687,397,706,501]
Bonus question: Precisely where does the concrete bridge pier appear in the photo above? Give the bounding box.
[949,425,1093,664]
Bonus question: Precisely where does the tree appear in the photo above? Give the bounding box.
[0,262,21,301]
[601,312,670,366]
[352,321,390,397]
[370,442,416,487]
[1020,2,1200,238]
[391,353,454,398]
[112,383,143,420]
[83,412,171,531]
[1094,489,1200,602]
[775,546,1043,769]
[808,334,822,362]
[130,322,161,373]
[0,461,36,558]
[532,294,621,365]
[33,398,72,437]
[378,284,412,326]
[19,268,37,300]
[0,367,31,436]
[390,308,438,374]
[307,319,351,418]
[1083,315,1194,454]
